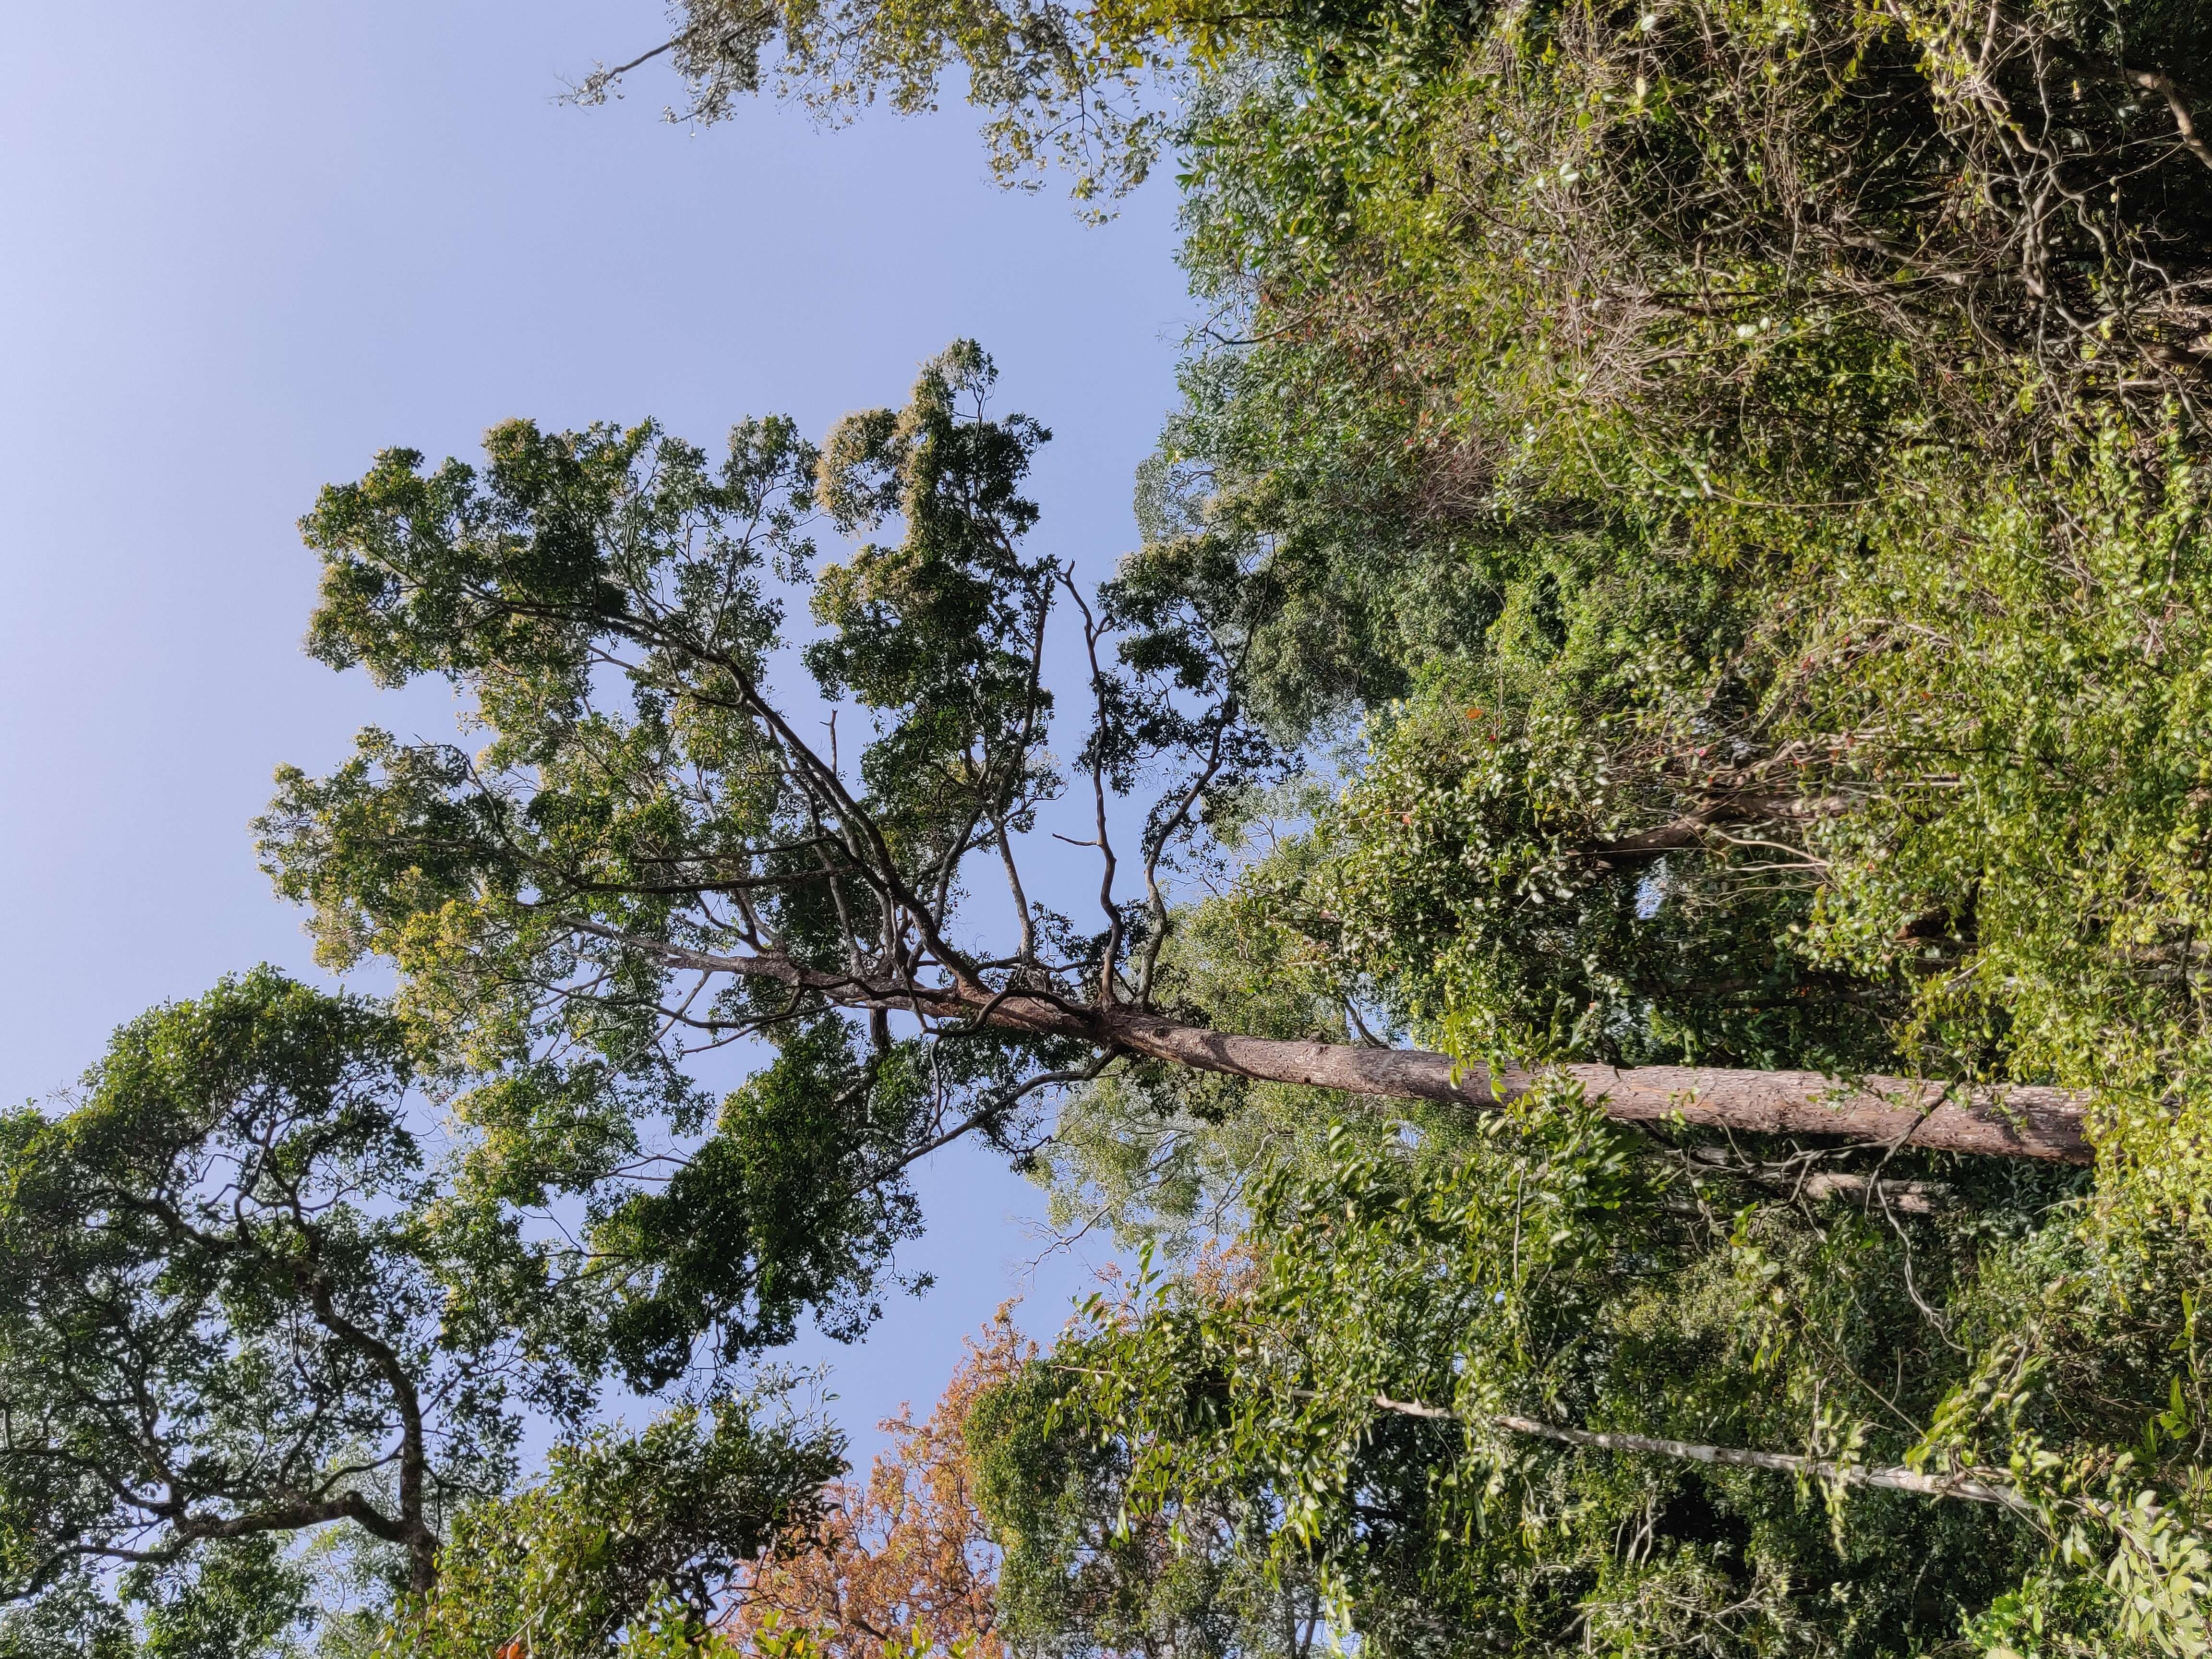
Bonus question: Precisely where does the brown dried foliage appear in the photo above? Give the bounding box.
[726,1315,1034,1657]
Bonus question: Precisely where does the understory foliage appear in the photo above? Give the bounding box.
[986,0,2212,1648]
[1006,1087,2212,1656]
[1136,0,2212,1150]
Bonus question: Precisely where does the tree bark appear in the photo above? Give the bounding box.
[1099,1010,2091,1163]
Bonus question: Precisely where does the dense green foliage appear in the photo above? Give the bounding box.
[965,1347,1324,1659]
[0,973,837,1656]
[0,972,491,1624]
[387,1401,839,1659]
[1004,1089,2212,1655]
[972,0,2212,1651]
[1132,0,2212,1132]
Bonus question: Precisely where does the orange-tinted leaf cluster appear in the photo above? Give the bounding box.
[727,1313,1033,1659]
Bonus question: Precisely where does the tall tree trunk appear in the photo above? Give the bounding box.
[1097,1010,2090,1162]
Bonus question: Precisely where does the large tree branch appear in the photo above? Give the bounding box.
[1358,1395,2030,1511]
[2131,67,2212,174]
[295,1270,440,1589]
[173,1488,421,1548]
[1583,790,1861,862]
[561,922,2092,1161]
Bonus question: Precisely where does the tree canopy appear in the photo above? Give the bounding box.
[0,970,837,1655]
[0,972,487,1610]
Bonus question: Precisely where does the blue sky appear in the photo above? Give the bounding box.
[0,0,1189,1456]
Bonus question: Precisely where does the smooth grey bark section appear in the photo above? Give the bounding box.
[1100,1011,2091,1163]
